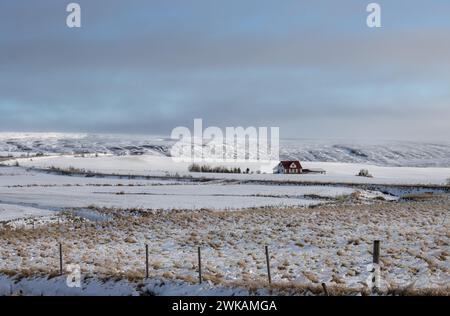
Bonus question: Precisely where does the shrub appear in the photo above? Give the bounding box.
[188,163,201,172]
[357,169,372,177]
[401,192,434,201]
[188,163,241,174]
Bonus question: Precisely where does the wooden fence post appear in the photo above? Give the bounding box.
[265,245,272,284]
[59,243,63,276]
[372,240,381,291]
[373,240,380,264]
[145,244,149,279]
[321,283,329,296]
[197,247,202,284]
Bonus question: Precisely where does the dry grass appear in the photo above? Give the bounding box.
[0,195,449,295]
[401,192,436,201]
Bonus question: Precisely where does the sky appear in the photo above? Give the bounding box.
[0,0,450,141]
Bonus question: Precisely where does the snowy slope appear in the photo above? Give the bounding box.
[1,133,450,167]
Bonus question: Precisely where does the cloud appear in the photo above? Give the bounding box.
[0,0,449,140]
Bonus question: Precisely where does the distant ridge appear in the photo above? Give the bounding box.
[1,133,450,168]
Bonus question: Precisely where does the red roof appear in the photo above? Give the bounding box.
[280,160,302,170]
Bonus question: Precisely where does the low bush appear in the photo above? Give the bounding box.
[188,163,241,174]
[356,169,373,177]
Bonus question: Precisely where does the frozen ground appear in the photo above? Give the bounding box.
[6,154,450,186]
[0,203,54,222]
[0,166,388,220]
[0,196,448,296]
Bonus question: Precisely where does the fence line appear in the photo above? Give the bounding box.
[13,240,382,292]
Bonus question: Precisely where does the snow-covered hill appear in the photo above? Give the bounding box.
[1,133,450,167]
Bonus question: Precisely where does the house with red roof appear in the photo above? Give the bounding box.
[273,160,326,175]
[274,160,303,174]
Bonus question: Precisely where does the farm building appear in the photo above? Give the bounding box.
[273,161,327,175]
[274,160,303,174]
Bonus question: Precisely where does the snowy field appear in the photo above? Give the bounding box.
[0,166,381,219]
[5,154,450,186]
[0,197,448,296]
[0,133,448,296]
